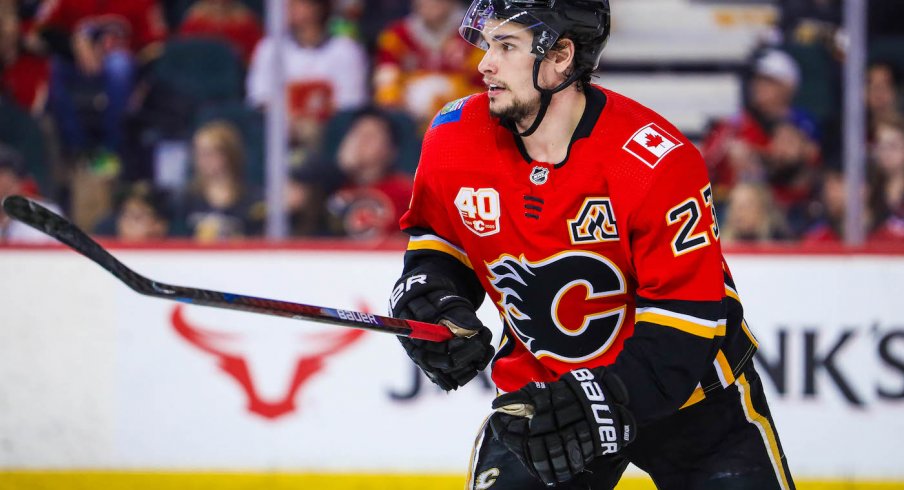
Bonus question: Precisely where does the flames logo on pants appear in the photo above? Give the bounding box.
[487,251,627,363]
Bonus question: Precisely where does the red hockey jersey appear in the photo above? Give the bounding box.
[400,86,757,422]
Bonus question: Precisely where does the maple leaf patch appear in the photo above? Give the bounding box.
[622,123,682,168]
[644,133,664,148]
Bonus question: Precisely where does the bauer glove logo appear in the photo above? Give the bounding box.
[571,368,620,454]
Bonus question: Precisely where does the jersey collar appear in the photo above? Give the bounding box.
[510,86,607,168]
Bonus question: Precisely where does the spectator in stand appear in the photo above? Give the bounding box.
[246,0,368,149]
[720,182,790,244]
[0,144,60,243]
[350,0,410,52]
[702,48,822,235]
[325,107,413,239]
[801,169,869,243]
[763,118,822,233]
[0,6,49,114]
[92,180,171,241]
[373,0,482,128]
[175,120,265,242]
[866,60,903,141]
[27,0,168,169]
[776,0,841,49]
[285,159,344,237]
[869,116,904,241]
[178,0,263,65]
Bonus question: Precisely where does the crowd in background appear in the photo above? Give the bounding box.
[0,0,903,245]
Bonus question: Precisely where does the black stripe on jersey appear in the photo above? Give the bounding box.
[724,270,737,291]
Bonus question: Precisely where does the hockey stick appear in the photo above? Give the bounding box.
[1,195,454,342]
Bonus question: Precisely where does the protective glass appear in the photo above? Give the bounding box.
[459,0,560,57]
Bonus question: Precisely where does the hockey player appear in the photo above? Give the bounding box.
[388,0,795,488]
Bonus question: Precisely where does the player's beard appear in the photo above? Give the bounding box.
[489,92,541,128]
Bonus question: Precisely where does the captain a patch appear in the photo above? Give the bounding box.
[622,123,683,168]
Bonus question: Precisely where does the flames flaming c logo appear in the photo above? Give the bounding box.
[487,251,628,363]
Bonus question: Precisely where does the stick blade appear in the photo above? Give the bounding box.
[2,194,62,237]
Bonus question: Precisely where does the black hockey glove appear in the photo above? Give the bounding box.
[389,272,494,391]
[488,367,636,486]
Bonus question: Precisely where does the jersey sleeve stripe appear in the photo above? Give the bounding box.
[741,319,760,349]
[713,349,736,388]
[725,284,740,303]
[680,384,706,409]
[407,234,473,269]
[635,307,727,339]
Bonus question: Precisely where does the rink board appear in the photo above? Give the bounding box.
[1,246,903,487]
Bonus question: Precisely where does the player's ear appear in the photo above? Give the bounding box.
[548,38,576,76]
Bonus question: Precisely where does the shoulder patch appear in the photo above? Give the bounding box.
[621,123,683,169]
[430,95,473,128]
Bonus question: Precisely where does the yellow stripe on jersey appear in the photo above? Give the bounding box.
[635,308,727,339]
[724,284,741,303]
[714,350,736,387]
[741,319,760,349]
[680,385,706,409]
[736,373,792,490]
[407,235,473,269]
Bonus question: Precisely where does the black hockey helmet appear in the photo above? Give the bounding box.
[459,0,611,136]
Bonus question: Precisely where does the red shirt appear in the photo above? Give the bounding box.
[34,0,167,53]
[178,6,263,64]
[1,53,50,111]
[333,171,413,239]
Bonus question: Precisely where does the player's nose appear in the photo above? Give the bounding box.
[478,49,497,75]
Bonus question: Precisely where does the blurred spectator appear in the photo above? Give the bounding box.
[0,6,49,114]
[325,107,413,239]
[763,119,821,231]
[246,0,367,149]
[702,48,821,235]
[721,182,791,244]
[175,120,264,241]
[866,60,903,141]
[115,181,170,241]
[801,169,872,243]
[28,0,168,166]
[0,144,59,243]
[350,0,410,52]
[286,159,344,237]
[373,0,482,127]
[94,180,171,241]
[178,0,263,65]
[869,116,904,241]
[776,0,840,49]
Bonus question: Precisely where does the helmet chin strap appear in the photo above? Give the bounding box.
[504,57,585,138]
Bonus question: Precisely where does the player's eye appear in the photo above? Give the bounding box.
[501,43,515,52]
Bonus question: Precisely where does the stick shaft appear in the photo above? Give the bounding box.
[1,195,453,342]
